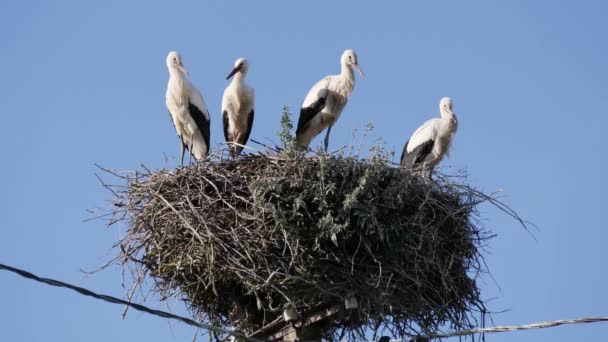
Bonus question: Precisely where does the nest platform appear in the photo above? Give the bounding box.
[106,150,492,341]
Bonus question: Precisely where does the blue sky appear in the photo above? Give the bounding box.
[1,0,607,341]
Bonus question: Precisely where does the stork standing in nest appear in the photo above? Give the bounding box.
[165,51,211,165]
[401,97,458,176]
[296,49,364,151]
[222,58,254,157]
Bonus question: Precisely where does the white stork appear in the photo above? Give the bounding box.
[295,49,364,151]
[400,97,458,174]
[222,58,254,157]
[165,51,211,165]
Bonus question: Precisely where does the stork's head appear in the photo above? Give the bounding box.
[341,49,364,78]
[226,58,249,80]
[166,51,188,75]
[440,98,456,121]
[440,97,453,111]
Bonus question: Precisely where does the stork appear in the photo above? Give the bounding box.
[295,49,364,151]
[222,58,254,157]
[400,97,458,175]
[165,51,211,165]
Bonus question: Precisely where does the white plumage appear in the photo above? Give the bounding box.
[222,58,254,157]
[296,49,364,151]
[400,97,458,172]
[165,51,211,164]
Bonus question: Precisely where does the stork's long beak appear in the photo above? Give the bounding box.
[177,63,189,76]
[226,66,241,80]
[352,63,364,78]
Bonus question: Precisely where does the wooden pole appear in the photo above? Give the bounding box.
[253,305,340,342]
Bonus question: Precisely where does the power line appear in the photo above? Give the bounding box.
[3,263,608,342]
[0,263,261,342]
[411,316,608,341]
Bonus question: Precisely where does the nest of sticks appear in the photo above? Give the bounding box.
[102,145,508,341]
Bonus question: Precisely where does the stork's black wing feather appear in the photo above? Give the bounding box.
[400,140,409,165]
[234,109,254,155]
[296,89,329,136]
[222,110,231,144]
[188,102,211,155]
[401,139,434,167]
[296,107,320,136]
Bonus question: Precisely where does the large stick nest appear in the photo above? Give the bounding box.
[105,148,497,341]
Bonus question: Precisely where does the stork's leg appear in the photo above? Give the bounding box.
[180,143,186,167]
[189,142,194,165]
[324,125,333,153]
[232,133,240,158]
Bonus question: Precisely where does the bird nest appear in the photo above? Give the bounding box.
[102,146,506,341]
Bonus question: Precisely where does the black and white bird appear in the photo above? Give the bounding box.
[222,58,254,157]
[400,97,458,174]
[165,51,211,165]
[296,49,364,151]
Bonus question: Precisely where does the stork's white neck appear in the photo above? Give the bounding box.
[169,66,186,79]
[168,67,191,104]
[440,107,457,125]
[230,72,247,87]
[339,62,356,96]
